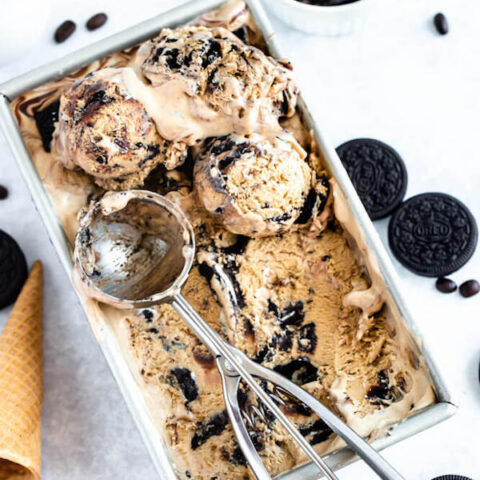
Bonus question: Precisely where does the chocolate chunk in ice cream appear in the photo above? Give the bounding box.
[0,230,28,309]
[53,68,188,190]
[388,193,478,277]
[194,132,314,237]
[337,138,407,220]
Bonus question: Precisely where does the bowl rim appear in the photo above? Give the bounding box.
[274,0,369,13]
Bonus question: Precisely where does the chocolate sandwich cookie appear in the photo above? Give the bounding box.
[0,230,28,309]
[432,476,473,480]
[337,138,407,220]
[388,193,478,277]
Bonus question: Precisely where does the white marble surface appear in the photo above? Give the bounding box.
[0,0,479,478]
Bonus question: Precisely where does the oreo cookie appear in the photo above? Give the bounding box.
[432,476,473,480]
[0,230,28,309]
[388,193,478,277]
[336,138,407,220]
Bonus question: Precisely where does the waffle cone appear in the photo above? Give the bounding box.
[0,261,43,480]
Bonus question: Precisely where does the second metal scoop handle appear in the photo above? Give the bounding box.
[171,293,405,480]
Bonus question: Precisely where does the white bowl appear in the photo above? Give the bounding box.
[266,0,371,36]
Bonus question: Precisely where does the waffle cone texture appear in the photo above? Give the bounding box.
[0,261,43,480]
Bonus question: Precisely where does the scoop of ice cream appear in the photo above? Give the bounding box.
[53,68,188,190]
[194,132,313,237]
[135,26,297,144]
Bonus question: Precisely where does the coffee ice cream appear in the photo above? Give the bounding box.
[10,1,436,479]
[54,68,188,190]
[135,25,297,144]
[194,131,319,237]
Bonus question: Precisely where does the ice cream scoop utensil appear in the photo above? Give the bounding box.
[75,190,405,480]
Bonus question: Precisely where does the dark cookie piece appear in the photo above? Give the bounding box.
[221,235,249,255]
[141,309,154,322]
[170,367,199,403]
[231,432,265,466]
[268,300,305,326]
[366,370,405,406]
[0,230,28,310]
[272,330,293,352]
[274,357,318,385]
[459,280,479,298]
[232,26,248,43]
[34,100,60,152]
[299,419,333,445]
[435,277,457,293]
[432,476,473,480]
[295,176,330,225]
[191,410,229,450]
[388,193,478,277]
[297,323,317,353]
[337,138,407,220]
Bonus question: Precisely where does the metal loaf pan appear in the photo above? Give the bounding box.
[0,1,457,478]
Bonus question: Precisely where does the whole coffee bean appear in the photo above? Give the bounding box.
[459,280,480,298]
[0,185,8,200]
[434,13,449,35]
[54,20,76,43]
[435,277,457,293]
[86,13,108,31]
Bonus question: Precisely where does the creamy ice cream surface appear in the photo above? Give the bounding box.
[10,1,436,479]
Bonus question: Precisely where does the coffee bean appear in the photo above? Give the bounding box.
[435,277,457,293]
[0,185,8,200]
[459,279,480,298]
[54,20,76,43]
[86,13,108,31]
[434,13,449,35]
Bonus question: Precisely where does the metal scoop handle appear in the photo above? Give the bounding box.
[171,293,405,480]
